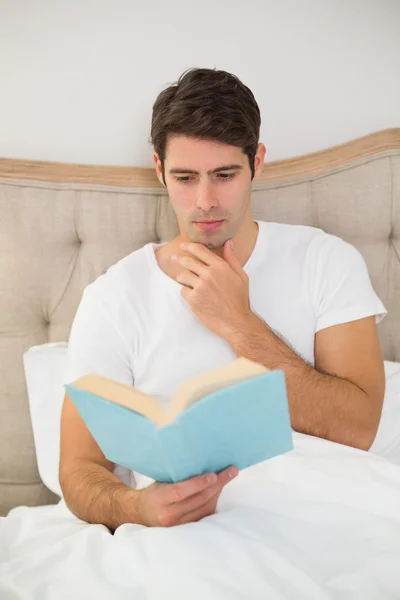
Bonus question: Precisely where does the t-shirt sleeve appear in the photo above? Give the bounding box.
[63,284,134,387]
[314,234,387,333]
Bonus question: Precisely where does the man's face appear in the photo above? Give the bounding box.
[154,136,265,249]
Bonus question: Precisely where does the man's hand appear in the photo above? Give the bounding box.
[135,465,238,527]
[171,240,251,339]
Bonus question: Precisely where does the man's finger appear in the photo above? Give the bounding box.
[162,483,222,526]
[159,467,238,526]
[176,466,238,514]
[173,255,209,279]
[166,472,218,504]
[216,465,239,486]
[176,269,198,289]
[177,478,225,513]
[175,497,218,526]
[180,242,223,268]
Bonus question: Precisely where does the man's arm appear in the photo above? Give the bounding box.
[59,393,236,530]
[225,314,385,451]
[59,393,139,530]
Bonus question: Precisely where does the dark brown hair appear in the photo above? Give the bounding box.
[150,68,261,185]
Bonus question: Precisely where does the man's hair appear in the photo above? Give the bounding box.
[150,68,261,185]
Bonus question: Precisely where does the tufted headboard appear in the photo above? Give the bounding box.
[0,128,399,516]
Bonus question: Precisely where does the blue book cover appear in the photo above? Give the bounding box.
[64,358,293,483]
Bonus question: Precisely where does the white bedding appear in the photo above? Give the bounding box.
[1,432,400,600]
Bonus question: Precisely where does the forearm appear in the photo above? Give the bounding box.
[60,459,140,531]
[226,314,377,450]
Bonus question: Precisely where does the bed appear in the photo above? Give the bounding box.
[0,129,400,598]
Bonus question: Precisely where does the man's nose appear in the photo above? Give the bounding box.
[195,181,218,212]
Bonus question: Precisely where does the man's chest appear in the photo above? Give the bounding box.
[129,281,316,408]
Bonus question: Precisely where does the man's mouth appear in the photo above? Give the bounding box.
[194,220,225,230]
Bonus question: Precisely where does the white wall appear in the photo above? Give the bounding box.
[1,0,399,166]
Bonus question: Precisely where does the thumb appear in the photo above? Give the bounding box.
[224,240,246,279]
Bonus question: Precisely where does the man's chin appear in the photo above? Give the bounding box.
[202,239,228,251]
[185,222,230,249]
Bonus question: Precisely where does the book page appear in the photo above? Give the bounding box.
[166,358,269,424]
[70,374,167,426]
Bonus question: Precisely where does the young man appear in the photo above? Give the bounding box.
[60,68,387,531]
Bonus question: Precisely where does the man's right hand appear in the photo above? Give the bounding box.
[61,392,239,530]
[134,465,238,527]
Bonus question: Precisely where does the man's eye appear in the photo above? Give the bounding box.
[175,173,235,183]
[217,173,235,180]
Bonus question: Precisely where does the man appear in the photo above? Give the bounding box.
[59,68,387,531]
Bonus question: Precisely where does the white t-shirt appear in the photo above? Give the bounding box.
[64,220,387,488]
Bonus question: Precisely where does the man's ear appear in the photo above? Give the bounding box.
[253,143,267,179]
[153,152,166,187]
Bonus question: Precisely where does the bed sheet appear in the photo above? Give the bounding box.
[1,432,400,600]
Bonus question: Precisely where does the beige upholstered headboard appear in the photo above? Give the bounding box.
[1,128,399,516]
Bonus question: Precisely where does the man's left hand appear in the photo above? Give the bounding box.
[171,240,252,339]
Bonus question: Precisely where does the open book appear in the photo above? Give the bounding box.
[64,357,293,483]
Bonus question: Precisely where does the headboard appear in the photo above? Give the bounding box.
[1,128,399,515]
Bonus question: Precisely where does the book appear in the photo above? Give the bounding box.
[64,357,293,483]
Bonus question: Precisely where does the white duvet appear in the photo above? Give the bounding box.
[1,431,400,600]
[1,361,400,600]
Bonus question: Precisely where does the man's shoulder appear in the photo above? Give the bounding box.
[256,221,355,273]
[257,220,329,249]
[83,242,153,302]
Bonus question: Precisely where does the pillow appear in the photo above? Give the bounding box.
[23,343,400,498]
[23,342,133,497]
[370,361,400,462]
[23,342,68,497]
